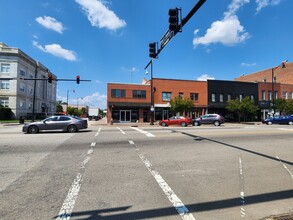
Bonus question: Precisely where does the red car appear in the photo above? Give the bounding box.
[159,116,191,127]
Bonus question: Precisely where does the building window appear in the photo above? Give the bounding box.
[179,92,184,98]
[1,64,11,73]
[0,80,10,90]
[111,89,126,98]
[20,70,26,76]
[227,94,232,101]
[250,95,254,100]
[20,100,26,109]
[133,90,146,98]
[19,84,25,93]
[239,94,243,102]
[291,92,293,99]
[268,91,272,101]
[190,93,198,101]
[219,94,224,102]
[262,90,266,100]
[283,91,288,99]
[162,92,172,101]
[0,97,9,107]
[274,91,278,99]
[211,93,216,102]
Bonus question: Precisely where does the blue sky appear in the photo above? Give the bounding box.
[1,0,292,109]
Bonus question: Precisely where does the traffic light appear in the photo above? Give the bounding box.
[76,75,80,84]
[149,42,157,59]
[48,74,53,83]
[168,8,179,31]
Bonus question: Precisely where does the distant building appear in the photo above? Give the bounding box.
[0,42,57,119]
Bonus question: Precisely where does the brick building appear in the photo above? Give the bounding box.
[107,78,208,124]
[235,62,293,84]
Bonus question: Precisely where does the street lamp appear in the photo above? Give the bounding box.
[66,89,75,114]
[271,60,287,117]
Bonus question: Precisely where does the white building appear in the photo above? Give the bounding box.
[0,43,57,119]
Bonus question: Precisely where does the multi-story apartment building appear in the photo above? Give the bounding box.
[0,43,57,119]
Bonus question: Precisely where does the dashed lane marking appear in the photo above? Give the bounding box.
[56,129,101,219]
[131,127,155,137]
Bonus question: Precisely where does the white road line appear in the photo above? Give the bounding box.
[239,157,246,218]
[56,139,97,219]
[95,128,101,136]
[129,140,134,145]
[276,156,293,179]
[139,154,196,220]
[117,127,125,134]
[131,127,155,137]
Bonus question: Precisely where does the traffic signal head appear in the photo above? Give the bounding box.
[76,75,80,84]
[48,74,53,83]
[168,8,179,31]
[149,42,157,59]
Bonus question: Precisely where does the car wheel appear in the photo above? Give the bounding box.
[181,122,187,127]
[214,121,220,126]
[289,121,293,125]
[267,121,273,125]
[161,122,167,127]
[28,125,39,134]
[67,125,77,133]
[193,121,199,126]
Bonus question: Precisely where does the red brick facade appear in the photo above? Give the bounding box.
[107,79,208,124]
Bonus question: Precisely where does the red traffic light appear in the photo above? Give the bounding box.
[48,74,53,83]
[76,75,80,84]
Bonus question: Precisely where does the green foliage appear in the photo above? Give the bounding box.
[0,107,12,120]
[170,96,194,115]
[56,101,63,113]
[67,106,82,116]
[285,99,293,114]
[226,97,259,121]
[274,98,286,114]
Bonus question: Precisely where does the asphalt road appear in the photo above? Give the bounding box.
[0,123,293,220]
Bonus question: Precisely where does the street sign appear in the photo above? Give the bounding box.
[160,30,174,51]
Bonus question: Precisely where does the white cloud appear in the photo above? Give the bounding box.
[197,74,215,81]
[193,0,250,48]
[256,0,281,13]
[57,92,107,109]
[241,62,256,67]
[33,41,77,61]
[75,0,126,31]
[36,16,65,34]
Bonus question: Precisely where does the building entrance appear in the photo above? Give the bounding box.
[120,110,131,122]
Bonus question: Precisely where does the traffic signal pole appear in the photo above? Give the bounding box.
[144,0,206,124]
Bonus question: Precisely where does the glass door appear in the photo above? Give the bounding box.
[120,110,131,122]
[162,110,169,120]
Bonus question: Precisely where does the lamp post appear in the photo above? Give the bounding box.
[66,89,75,114]
[271,60,287,117]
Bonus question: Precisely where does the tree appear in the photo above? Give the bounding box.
[274,98,286,115]
[285,99,293,114]
[56,101,63,113]
[226,97,259,122]
[67,106,82,116]
[170,96,194,116]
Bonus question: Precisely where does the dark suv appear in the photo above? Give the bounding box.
[192,114,224,126]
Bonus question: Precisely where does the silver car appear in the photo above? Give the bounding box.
[22,115,88,134]
[192,114,224,126]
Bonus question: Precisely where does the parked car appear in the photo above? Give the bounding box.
[263,115,293,125]
[22,115,88,134]
[159,116,191,127]
[192,114,224,126]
